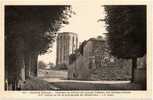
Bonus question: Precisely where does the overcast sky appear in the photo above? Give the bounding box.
[38,4,106,64]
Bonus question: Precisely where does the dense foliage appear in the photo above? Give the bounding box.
[104,5,146,58]
[5,6,72,54]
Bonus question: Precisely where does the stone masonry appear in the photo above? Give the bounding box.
[56,32,78,68]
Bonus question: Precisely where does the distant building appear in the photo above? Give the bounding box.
[83,38,116,68]
[56,32,78,67]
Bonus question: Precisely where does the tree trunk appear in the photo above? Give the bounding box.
[30,52,38,77]
[24,51,32,79]
[6,42,18,90]
[8,37,26,90]
[131,57,137,83]
[33,53,38,77]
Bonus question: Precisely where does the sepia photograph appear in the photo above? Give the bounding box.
[5,4,146,91]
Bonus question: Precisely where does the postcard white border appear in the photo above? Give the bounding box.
[0,0,152,99]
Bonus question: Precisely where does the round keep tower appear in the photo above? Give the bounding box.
[56,32,78,67]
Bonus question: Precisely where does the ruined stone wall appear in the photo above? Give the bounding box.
[90,59,132,80]
[68,55,132,80]
[68,56,90,80]
[68,39,146,81]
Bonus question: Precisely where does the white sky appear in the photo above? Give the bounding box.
[38,4,106,64]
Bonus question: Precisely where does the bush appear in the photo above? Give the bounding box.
[38,61,47,69]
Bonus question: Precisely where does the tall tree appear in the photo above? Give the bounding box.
[5,6,72,90]
[104,5,146,82]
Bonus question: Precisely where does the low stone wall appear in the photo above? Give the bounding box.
[134,68,146,86]
[90,65,131,81]
[68,56,90,80]
[68,56,132,80]
[68,53,146,81]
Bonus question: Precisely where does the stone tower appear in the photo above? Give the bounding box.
[56,32,78,67]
